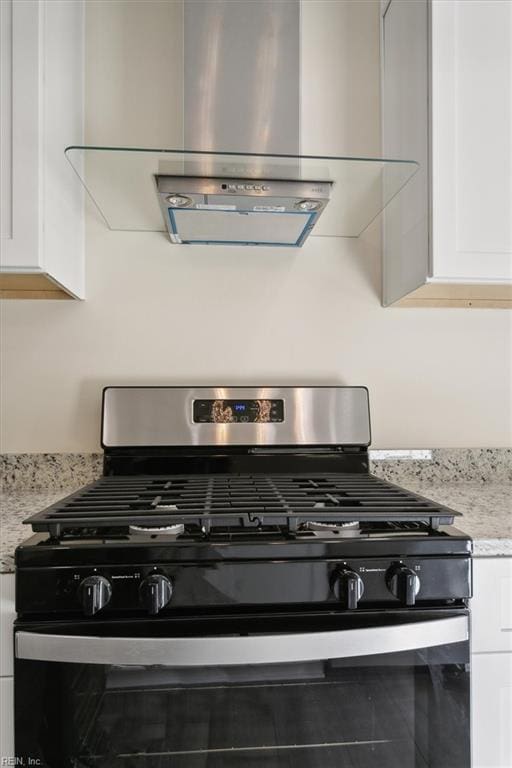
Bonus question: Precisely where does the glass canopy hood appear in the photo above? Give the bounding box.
[65,146,419,243]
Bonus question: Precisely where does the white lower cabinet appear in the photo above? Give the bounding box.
[472,653,512,768]
[0,574,15,762]
[0,677,14,760]
[472,557,512,768]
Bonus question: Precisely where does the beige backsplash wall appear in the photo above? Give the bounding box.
[1,0,511,452]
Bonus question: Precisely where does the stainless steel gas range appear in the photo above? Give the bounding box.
[14,386,472,767]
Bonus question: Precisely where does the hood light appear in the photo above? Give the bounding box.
[295,199,322,212]
[166,194,193,208]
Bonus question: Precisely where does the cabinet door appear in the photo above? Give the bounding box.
[431,0,512,282]
[0,576,15,762]
[0,0,41,270]
[472,558,512,654]
[0,575,15,677]
[0,0,84,298]
[0,678,14,761]
[472,653,512,768]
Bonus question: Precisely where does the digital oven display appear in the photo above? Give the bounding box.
[193,399,284,424]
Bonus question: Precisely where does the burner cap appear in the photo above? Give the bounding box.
[304,520,359,531]
[129,523,185,536]
[301,520,361,537]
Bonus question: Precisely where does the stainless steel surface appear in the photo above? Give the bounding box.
[157,1,314,246]
[156,178,331,199]
[184,0,300,157]
[15,615,468,666]
[155,177,331,247]
[101,386,371,448]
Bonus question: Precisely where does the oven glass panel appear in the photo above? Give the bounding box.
[193,399,284,423]
[15,620,470,768]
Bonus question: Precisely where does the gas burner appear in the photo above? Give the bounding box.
[304,520,359,530]
[128,523,185,536]
[301,520,361,537]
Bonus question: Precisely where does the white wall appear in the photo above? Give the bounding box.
[0,0,511,452]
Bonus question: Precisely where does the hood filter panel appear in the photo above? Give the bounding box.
[168,208,316,247]
[157,176,331,248]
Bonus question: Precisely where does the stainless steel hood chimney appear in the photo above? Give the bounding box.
[155,0,332,247]
[183,0,300,158]
[65,1,418,246]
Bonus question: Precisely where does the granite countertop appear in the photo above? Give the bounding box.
[397,481,512,556]
[1,488,81,573]
[1,481,510,573]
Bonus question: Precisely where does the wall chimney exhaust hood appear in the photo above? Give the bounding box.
[66,1,418,246]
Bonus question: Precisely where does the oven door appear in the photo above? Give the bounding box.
[15,609,470,768]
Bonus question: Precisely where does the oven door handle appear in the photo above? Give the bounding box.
[15,615,468,666]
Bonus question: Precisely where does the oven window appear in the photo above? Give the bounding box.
[16,642,469,767]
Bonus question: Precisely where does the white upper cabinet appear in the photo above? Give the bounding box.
[431,0,512,282]
[0,0,84,300]
[382,0,512,307]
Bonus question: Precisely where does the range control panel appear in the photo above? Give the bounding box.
[16,556,471,618]
[193,399,284,423]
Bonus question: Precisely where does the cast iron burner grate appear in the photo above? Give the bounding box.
[25,473,460,537]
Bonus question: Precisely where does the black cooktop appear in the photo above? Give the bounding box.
[25,472,461,538]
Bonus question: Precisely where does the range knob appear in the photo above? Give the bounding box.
[139,574,173,615]
[333,567,364,609]
[79,575,112,616]
[386,563,420,606]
